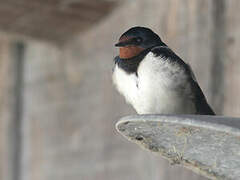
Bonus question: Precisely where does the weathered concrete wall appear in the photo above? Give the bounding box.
[0,34,12,180]
[20,1,216,180]
[0,0,240,180]
[224,0,240,116]
[0,34,22,180]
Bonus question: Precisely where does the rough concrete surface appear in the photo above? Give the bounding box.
[116,115,240,180]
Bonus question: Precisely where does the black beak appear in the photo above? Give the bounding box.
[115,41,127,47]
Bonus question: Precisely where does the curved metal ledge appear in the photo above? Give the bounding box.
[116,115,240,180]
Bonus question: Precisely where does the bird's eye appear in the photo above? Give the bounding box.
[135,37,142,44]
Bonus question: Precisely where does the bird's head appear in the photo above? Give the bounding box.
[115,26,163,59]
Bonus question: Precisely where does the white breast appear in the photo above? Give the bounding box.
[112,65,140,109]
[112,52,196,114]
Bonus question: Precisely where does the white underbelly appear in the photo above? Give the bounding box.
[112,65,140,107]
[112,54,196,114]
[134,87,194,114]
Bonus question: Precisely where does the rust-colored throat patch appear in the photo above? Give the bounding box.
[119,46,144,59]
[118,36,144,59]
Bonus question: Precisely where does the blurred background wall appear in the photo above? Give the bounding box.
[0,0,240,180]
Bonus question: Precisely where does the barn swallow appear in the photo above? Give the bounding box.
[112,26,215,115]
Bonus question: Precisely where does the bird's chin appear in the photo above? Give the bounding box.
[119,46,144,59]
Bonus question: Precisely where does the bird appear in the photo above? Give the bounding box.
[112,26,215,115]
